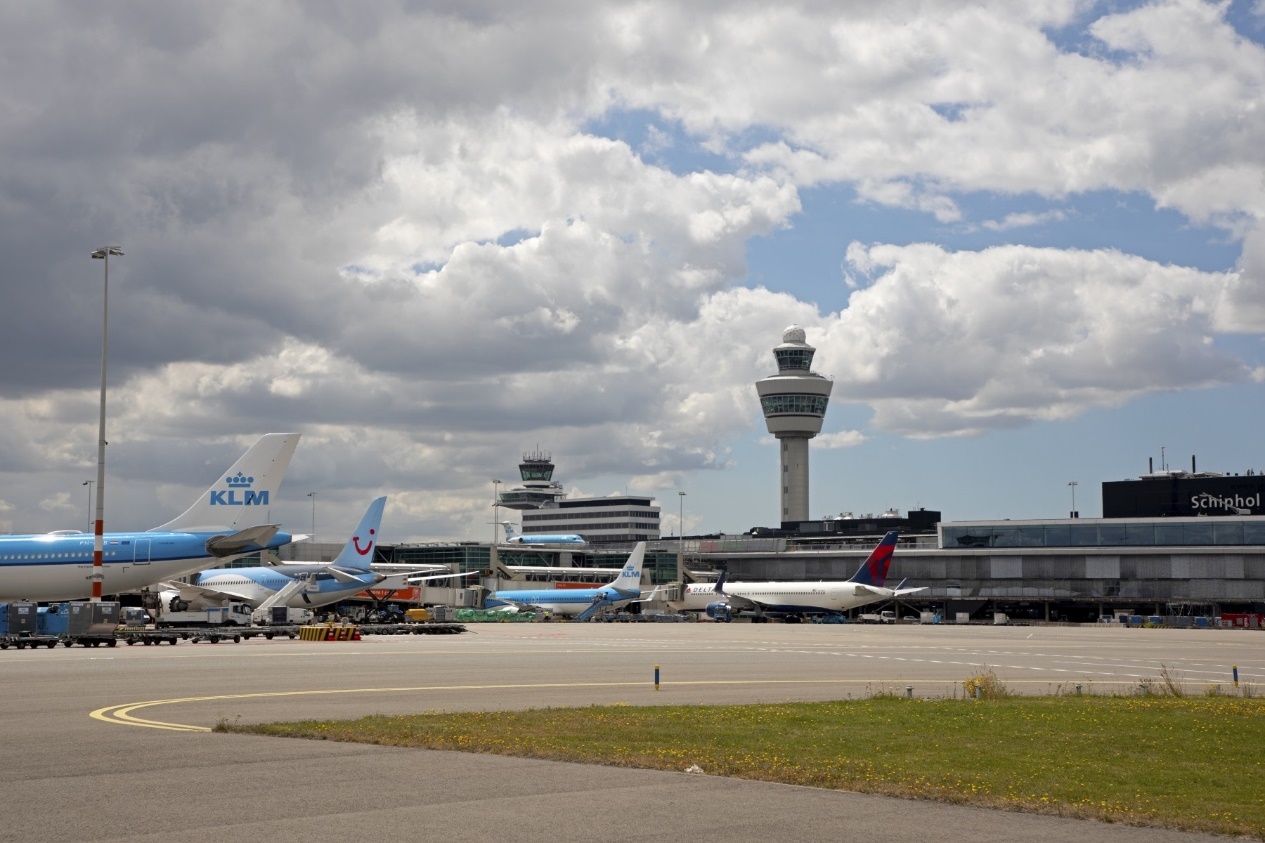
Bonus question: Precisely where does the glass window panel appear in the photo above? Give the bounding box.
[1042,524,1071,546]
[1181,522,1214,545]
[1154,523,1185,545]
[1121,523,1155,546]
[991,528,1023,548]
[1097,523,1129,545]
[1242,522,1265,545]
[1067,524,1101,546]
[1213,522,1244,545]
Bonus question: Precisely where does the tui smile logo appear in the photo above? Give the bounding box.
[209,472,269,506]
[353,528,375,556]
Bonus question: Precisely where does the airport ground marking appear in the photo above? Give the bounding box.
[90,674,1170,732]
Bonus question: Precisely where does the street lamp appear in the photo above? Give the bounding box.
[492,479,502,544]
[82,480,94,529]
[307,491,317,540]
[1068,481,1078,519]
[89,246,122,601]
[678,491,686,559]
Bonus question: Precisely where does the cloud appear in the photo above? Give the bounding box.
[821,240,1247,437]
[0,1,1260,537]
[814,430,868,449]
[979,210,1069,231]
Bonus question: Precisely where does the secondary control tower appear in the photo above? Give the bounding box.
[755,325,833,524]
[498,449,566,510]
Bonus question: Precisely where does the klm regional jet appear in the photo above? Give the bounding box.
[484,542,645,619]
[0,433,301,601]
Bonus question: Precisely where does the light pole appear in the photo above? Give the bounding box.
[307,491,317,540]
[89,246,122,601]
[492,479,502,544]
[82,480,94,529]
[678,491,686,563]
[1068,481,1078,519]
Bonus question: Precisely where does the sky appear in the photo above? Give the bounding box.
[1,0,1264,544]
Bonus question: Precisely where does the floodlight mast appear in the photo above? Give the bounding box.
[89,246,123,601]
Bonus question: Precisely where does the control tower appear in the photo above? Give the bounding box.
[755,325,833,524]
[498,449,565,510]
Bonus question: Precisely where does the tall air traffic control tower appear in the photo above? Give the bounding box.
[756,325,833,525]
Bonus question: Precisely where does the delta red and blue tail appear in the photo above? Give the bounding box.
[845,531,900,587]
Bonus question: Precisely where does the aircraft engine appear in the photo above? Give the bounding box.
[167,593,190,613]
[705,602,732,622]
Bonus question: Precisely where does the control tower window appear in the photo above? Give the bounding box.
[760,394,829,415]
[775,348,815,370]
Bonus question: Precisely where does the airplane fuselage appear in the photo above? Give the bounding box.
[0,529,294,602]
[485,585,637,616]
[505,535,586,546]
[670,580,903,615]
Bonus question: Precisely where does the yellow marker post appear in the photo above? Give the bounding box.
[654,664,660,691]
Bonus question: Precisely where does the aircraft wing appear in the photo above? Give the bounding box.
[717,592,764,612]
[894,585,927,597]
[157,580,257,604]
[204,525,282,557]
[485,596,543,613]
[324,566,382,585]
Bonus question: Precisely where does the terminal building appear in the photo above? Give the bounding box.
[497,451,660,543]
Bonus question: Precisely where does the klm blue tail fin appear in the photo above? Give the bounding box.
[845,531,900,587]
[330,497,387,572]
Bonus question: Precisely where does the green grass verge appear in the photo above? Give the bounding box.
[225,695,1265,838]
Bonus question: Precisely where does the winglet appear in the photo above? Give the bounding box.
[152,433,301,533]
[713,568,728,594]
[845,531,900,587]
[329,497,387,572]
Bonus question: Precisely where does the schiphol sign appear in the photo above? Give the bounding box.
[1191,492,1261,514]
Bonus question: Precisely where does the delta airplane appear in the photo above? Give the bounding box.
[0,433,301,602]
[669,531,925,620]
[500,522,586,546]
[484,541,645,619]
[156,496,477,613]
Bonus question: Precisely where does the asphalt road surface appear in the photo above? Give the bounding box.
[1,622,1254,842]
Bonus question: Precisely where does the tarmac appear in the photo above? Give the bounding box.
[1,621,1254,842]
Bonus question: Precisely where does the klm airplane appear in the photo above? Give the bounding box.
[500,521,586,546]
[156,496,474,612]
[484,542,645,619]
[0,433,301,601]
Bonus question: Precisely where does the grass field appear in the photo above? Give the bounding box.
[226,688,1265,838]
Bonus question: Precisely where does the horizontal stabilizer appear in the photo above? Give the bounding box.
[325,566,386,585]
[205,524,281,557]
[405,571,480,585]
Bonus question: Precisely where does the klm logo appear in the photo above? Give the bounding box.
[210,472,269,506]
[622,564,638,578]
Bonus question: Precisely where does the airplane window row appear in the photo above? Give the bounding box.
[2,551,122,560]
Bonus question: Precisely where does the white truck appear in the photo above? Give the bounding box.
[859,610,897,624]
[152,602,256,627]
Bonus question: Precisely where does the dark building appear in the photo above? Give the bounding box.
[1103,471,1265,518]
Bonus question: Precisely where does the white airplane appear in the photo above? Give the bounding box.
[156,496,476,613]
[0,433,301,602]
[669,531,925,620]
[484,542,645,619]
[500,521,586,546]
